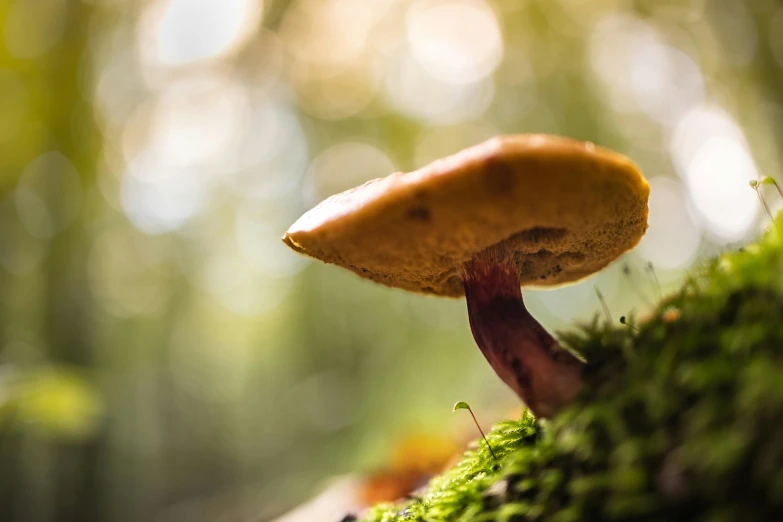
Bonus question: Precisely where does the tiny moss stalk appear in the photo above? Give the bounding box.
[454,401,497,460]
[463,252,583,418]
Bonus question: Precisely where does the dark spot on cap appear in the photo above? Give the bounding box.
[407,205,431,221]
[484,156,516,194]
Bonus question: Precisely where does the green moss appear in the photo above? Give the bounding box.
[361,217,783,522]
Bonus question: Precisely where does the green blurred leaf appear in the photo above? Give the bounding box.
[1,367,104,441]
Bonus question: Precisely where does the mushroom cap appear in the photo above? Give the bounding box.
[283,134,650,297]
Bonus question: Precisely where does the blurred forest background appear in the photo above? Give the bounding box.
[0,0,782,521]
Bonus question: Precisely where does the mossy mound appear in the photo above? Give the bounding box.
[362,218,783,522]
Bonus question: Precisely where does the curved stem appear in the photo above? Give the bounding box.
[463,255,584,418]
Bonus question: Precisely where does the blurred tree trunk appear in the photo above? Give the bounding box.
[0,1,103,522]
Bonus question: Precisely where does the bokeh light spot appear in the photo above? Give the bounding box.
[406,0,503,85]
[290,60,381,120]
[528,268,620,326]
[121,150,210,235]
[630,43,704,126]
[280,0,380,69]
[303,142,397,205]
[637,177,702,270]
[671,107,759,242]
[591,15,704,125]
[147,75,249,167]
[140,0,264,67]
[384,49,495,124]
[226,99,310,201]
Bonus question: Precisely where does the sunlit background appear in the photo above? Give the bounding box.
[1,0,782,520]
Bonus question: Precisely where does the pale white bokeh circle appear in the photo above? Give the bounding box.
[636,177,702,270]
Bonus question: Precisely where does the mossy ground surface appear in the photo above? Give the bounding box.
[361,218,783,522]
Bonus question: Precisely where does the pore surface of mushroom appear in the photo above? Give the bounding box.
[283,134,649,417]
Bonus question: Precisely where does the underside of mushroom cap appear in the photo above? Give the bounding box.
[283,134,650,297]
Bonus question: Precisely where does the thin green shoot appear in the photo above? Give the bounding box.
[593,285,613,324]
[761,176,783,199]
[454,401,497,460]
[750,179,777,229]
[646,261,662,299]
[619,315,638,332]
[622,264,653,306]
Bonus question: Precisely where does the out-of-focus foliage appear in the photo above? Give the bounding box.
[0,367,103,440]
[0,0,782,521]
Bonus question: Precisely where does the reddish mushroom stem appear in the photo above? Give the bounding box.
[463,252,584,418]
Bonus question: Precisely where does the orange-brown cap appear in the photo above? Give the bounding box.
[283,134,649,297]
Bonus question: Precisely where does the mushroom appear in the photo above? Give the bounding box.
[283,135,649,418]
